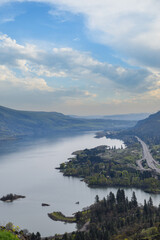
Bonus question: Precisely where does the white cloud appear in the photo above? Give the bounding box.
[0,32,160,114]
[1,0,160,69]
[1,17,15,23]
[0,65,53,91]
[84,90,97,98]
[19,0,160,69]
[0,33,153,93]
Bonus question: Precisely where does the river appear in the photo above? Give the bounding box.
[0,132,160,237]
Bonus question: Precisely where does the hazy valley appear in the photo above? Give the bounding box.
[1,106,160,239]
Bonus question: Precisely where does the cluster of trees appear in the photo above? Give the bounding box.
[60,144,160,193]
[27,232,41,240]
[87,170,160,193]
[150,144,160,163]
[56,189,160,240]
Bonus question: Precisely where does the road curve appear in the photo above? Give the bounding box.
[136,136,160,174]
[136,158,145,171]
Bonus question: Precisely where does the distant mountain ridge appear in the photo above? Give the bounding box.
[70,113,150,121]
[0,106,136,140]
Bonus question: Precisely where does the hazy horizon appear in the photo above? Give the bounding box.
[0,105,152,117]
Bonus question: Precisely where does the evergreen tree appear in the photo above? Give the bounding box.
[131,191,138,207]
[95,195,99,203]
[143,199,148,216]
[148,196,153,207]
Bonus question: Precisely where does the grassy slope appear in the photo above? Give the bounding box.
[0,230,19,239]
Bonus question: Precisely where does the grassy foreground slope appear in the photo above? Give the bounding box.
[0,229,19,240]
[0,106,136,140]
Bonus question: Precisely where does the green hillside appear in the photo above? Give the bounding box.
[106,111,160,144]
[130,111,160,144]
[0,106,136,140]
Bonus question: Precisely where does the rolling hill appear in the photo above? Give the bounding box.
[0,106,136,140]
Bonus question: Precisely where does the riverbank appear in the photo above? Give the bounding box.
[59,140,160,194]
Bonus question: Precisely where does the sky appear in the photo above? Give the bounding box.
[0,0,160,115]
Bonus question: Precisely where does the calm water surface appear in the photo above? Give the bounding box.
[0,132,160,237]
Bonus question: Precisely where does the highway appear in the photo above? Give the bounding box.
[136,136,160,174]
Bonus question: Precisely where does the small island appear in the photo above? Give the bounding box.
[0,193,25,202]
[41,203,50,207]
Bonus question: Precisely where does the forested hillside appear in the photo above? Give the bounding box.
[54,189,160,240]
[0,106,136,140]
[105,111,160,145]
[131,111,160,144]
